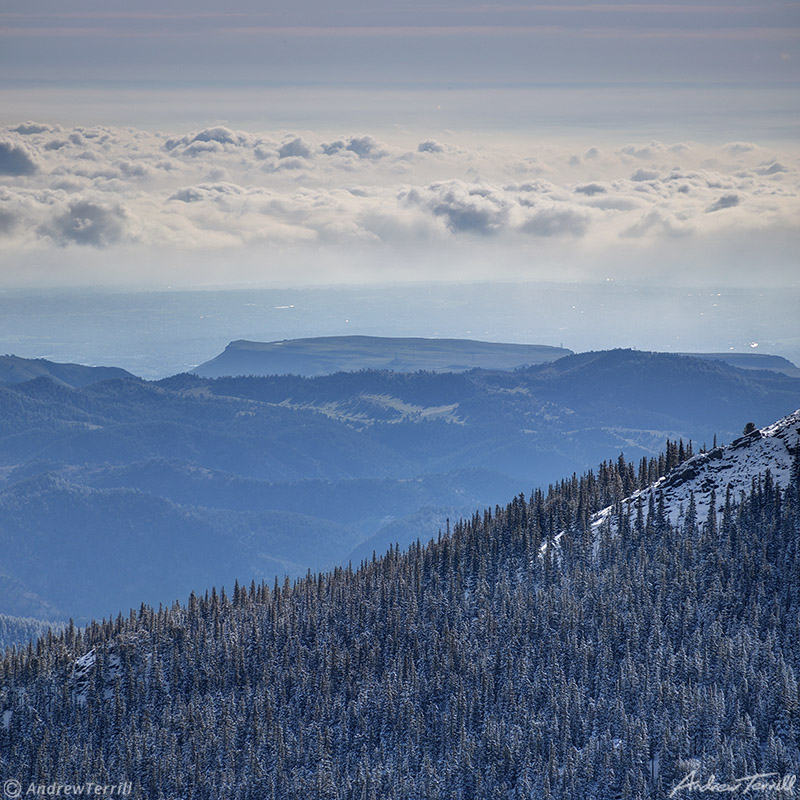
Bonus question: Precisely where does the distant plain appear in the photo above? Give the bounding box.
[1,281,798,379]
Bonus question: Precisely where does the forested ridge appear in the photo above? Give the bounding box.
[2,427,798,799]
[0,615,62,653]
[3,348,799,624]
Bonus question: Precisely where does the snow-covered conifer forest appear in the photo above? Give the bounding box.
[2,414,798,799]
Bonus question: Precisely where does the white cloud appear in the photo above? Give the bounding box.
[405,181,510,235]
[321,134,390,160]
[165,126,254,153]
[415,139,462,156]
[574,183,606,196]
[706,194,740,213]
[417,139,445,154]
[723,142,760,155]
[0,140,39,176]
[621,207,693,239]
[0,122,797,287]
[278,137,313,159]
[12,121,58,135]
[630,168,660,182]
[520,205,591,238]
[617,142,663,160]
[755,161,787,177]
[39,199,128,247]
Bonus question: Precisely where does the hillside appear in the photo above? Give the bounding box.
[193,335,573,377]
[592,408,800,533]
[0,615,62,652]
[1,410,797,798]
[0,473,362,621]
[1,349,799,623]
[0,354,135,387]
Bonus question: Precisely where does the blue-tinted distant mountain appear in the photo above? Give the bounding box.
[0,354,136,387]
[676,351,800,378]
[0,467,518,623]
[0,472,365,622]
[0,573,63,621]
[192,336,573,378]
[1,348,799,622]
[0,614,63,651]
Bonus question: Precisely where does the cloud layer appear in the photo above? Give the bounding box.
[0,122,798,285]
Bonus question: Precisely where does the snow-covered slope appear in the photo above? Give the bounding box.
[595,408,800,531]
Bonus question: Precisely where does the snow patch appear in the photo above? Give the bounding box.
[595,409,800,533]
[70,649,96,705]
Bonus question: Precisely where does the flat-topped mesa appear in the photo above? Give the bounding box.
[675,352,800,378]
[192,335,574,378]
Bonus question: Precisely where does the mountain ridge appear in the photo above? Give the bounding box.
[676,351,800,378]
[2,348,799,624]
[592,407,800,534]
[0,354,136,387]
[192,335,800,380]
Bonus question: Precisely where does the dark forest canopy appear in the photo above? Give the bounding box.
[2,437,798,799]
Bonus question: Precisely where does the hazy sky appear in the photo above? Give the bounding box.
[0,0,798,290]
[2,0,798,90]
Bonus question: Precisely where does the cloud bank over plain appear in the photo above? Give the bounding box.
[0,122,798,286]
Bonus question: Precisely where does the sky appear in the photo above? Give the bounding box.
[0,1,798,296]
